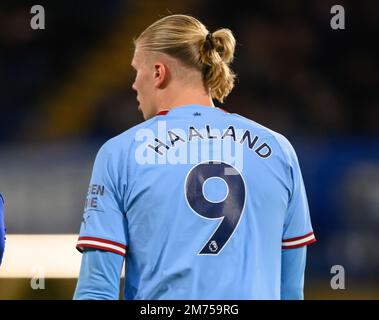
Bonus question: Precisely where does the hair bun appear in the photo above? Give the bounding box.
[135,14,236,103]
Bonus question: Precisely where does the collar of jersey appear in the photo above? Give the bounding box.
[156,104,227,116]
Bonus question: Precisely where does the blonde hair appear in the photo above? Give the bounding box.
[135,14,236,103]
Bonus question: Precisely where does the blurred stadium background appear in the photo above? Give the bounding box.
[0,0,378,299]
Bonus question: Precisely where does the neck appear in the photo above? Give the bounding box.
[156,86,215,112]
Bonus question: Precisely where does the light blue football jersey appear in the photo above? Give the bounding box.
[76,104,316,299]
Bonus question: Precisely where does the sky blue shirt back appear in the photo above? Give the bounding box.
[76,105,316,299]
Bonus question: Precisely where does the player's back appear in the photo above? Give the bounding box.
[79,104,315,299]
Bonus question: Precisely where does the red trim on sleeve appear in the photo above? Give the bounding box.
[282,237,317,249]
[77,236,126,249]
[282,232,317,249]
[76,244,125,256]
[76,236,127,256]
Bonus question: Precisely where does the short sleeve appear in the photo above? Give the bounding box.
[76,142,128,257]
[281,140,316,249]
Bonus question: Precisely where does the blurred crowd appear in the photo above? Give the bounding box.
[197,0,379,136]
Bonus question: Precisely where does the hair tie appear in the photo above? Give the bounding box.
[205,32,214,50]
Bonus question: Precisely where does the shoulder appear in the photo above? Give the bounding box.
[97,117,160,155]
[232,113,297,161]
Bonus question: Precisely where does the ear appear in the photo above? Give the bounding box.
[153,62,169,89]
